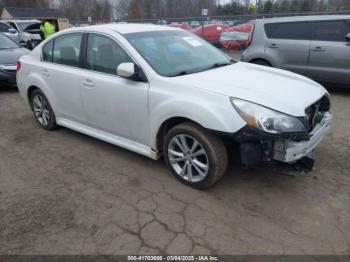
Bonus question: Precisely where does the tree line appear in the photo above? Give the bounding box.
[217,0,350,15]
[0,0,50,9]
[1,0,350,21]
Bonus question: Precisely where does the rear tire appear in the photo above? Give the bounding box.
[30,89,57,130]
[251,59,271,67]
[163,122,228,189]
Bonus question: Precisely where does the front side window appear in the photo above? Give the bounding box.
[53,33,83,67]
[86,34,133,75]
[312,20,350,42]
[265,22,311,40]
[42,40,53,62]
[124,30,232,77]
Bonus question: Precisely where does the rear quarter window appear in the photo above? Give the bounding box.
[264,22,311,40]
[52,33,83,67]
[42,40,53,62]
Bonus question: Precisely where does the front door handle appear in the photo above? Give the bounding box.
[82,79,95,88]
[312,46,325,52]
[268,43,279,48]
[41,69,50,77]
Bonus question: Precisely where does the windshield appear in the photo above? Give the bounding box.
[17,21,40,32]
[0,34,20,49]
[124,30,232,77]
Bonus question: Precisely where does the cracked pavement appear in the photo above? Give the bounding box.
[0,86,349,255]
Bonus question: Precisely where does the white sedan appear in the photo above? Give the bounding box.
[17,24,332,189]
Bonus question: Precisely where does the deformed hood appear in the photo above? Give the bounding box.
[172,62,326,117]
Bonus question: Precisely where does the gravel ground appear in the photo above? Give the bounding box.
[0,82,349,255]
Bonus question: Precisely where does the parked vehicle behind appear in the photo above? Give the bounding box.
[0,21,20,43]
[190,21,200,28]
[191,24,230,47]
[0,33,29,86]
[220,22,254,50]
[5,20,42,50]
[17,24,332,189]
[241,15,350,87]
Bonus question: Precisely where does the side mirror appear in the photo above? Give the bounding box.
[8,28,17,34]
[346,33,350,41]
[117,62,135,78]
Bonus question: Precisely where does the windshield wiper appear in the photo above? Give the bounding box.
[168,61,233,77]
[168,70,191,77]
[210,62,233,69]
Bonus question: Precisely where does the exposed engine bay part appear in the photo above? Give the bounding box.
[239,142,263,167]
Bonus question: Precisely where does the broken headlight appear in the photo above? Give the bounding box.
[231,98,306,134]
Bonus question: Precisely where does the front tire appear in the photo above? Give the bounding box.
[164,122,228,189]
[30,89,57,130]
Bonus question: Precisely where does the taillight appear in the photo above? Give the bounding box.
[247,24,255,47]
[16,61,21,72]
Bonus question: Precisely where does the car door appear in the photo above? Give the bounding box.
[80,33,150,145]
[309,19,350,85]
[264,21,311,75]
[41,33,87,124]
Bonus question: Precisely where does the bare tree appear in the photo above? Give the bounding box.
[127,0,217,19]
[59,0,111,21]
[112,0,130,20]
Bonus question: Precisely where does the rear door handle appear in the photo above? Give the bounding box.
[82,79,95,88]
[268,43,279,48]
[312,46,325,52]
[41,69,50,77]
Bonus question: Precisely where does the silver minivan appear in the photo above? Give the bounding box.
[241,15,350,86]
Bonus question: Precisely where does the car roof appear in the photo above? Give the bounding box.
[67,23,180,34]
[258,15,350,23]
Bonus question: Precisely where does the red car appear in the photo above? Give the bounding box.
[191,24,230,47]
[220,22,255,50]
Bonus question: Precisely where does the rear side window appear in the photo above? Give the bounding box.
[312,20,350,42]
[42,41,53,62]
[265,22,311,40]
[53,33,83,67]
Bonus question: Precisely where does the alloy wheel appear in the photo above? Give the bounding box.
[32,94,50,126]
[168,134,209,182]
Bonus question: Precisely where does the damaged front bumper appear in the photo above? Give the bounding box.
[223,111,332,168]
[272,112,332,163]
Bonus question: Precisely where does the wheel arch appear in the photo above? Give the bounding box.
[155,116,200,153]
[150,96,246,152]
[249,58,272,66]
[27,85,40,107]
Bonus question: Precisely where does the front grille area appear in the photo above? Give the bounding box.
[305,95,330,132]
[319,95,331,112]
